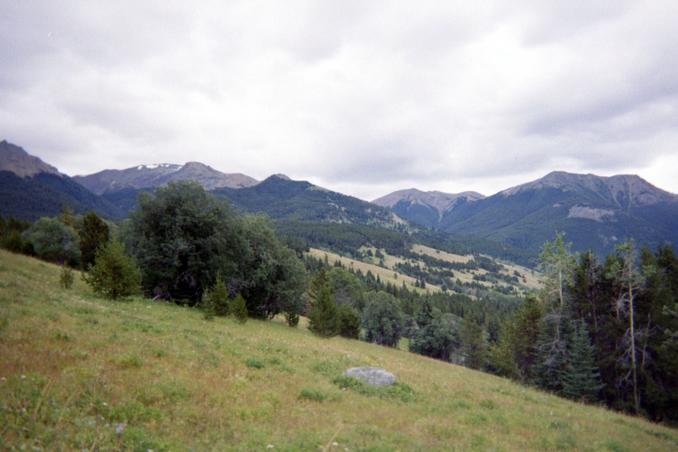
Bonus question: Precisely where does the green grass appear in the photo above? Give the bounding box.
[1,250,677,450]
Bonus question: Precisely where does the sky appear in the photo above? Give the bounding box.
[1,1,678,201]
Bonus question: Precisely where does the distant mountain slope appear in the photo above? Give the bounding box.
[438,172,678,255]
[74,162,258,194]
[214,175,405,228]
[0,140,60,177]
[0,141,122,220]
[373,188,484,228]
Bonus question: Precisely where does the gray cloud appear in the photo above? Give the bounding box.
[1,0,677,200]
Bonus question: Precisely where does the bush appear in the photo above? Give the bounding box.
[83,240,141,299]
[231,293,248,323]
[299,388,327,402]
[22,217,80,265]
[245,357,264,368]
[59,265,74,289]
[285,311,300,327]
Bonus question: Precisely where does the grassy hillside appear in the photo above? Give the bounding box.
[1,251,676,451]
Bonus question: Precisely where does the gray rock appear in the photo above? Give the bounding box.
[344,367,396,386]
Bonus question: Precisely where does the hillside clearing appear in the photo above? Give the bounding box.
[308,247,441,293]
[1,250,676,450]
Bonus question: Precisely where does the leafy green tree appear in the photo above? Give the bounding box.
[308,283,338,337]
[130,182,246,303]
[539,232,576,310]
[22,217,80,265]
[83,240,140,299]
[239,215,308,319]
[410,312,460,361]
[79,211,110,269]
[362,291,404,347]
[328,267,365,311]
[337,304,361,339]
[561,321,603,401]
[231,293,248,323]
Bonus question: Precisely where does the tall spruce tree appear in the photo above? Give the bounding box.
[531,305,574,393]
[561,321,603,401]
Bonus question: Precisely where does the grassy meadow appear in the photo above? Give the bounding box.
[1,249,677,451]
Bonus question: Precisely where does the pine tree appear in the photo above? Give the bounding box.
[561,321,603,401]
[606,240,644,413]
[83,240,140,299]
[202,276,229,319]
[230,293,248,323]
[531,306,574,393]
[460,317,487,370]
[308,283,338,337]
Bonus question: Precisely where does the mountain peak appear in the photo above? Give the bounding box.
[75,161,258,194]
[271,173,291,181]
[373,188,484,211]
[501,171,676,206]
[0,140,61,178]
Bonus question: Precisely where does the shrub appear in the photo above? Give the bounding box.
[22,217,80,265]
[59,265,74,289]
[299,388,327,402]
[231,293,248,323]
[332,375,415,402]
[245,357,264,369]
[83,240,141,299]
[285,311,300,327]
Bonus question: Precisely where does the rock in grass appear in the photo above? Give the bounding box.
[344,367,396,386]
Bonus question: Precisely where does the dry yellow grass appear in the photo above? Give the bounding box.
[411,244,474,264]
[308,248,441,293]
[1,250,676,450]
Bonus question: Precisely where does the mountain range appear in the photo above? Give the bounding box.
[374,171,678,256]
[1,139,677,259]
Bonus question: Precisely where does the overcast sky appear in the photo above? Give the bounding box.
[2,1,677,200]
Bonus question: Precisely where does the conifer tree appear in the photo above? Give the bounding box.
[83,240,140,299]
[231,293,248,323]
[308,283,338,337]
[202,276,229,319]
[460,316,487,370]
[531,306,574,393]
[561,321,603,401]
